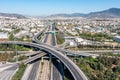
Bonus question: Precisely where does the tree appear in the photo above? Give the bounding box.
[9,33,14,41]
[113,66,120,73]
[97,62,104,71]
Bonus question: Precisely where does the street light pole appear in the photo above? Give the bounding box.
[15,42,18,62]
[14,28,18,62]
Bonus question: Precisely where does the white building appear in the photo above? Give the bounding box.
[114,36,120,43]
[75,37,91,45]
[1,28,12,32]
[0,32,9,40]
[15,30,29,38]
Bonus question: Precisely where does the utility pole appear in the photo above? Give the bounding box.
[14,28,18,63]
[15,43,18,62]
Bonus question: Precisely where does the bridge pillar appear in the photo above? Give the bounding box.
[63,64,66,70]
[41,57,44,62]
[49,54,52,63]
[15,44,18,62]
[29,55,31,59]
[64,52,67,57]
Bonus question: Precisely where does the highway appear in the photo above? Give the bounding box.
[23,52,46,64]
[22,26,51,80]
[0,63,18,80]
[50,25,63,80]
[0,24,88,80]
[40,25,52,80]
[1,23,119,80]
[27,60,40,80]
[42,25,63,80]
[22,54,42,80]
[33,27,100,57]
[34,25,88,80]
[0,41,88,80]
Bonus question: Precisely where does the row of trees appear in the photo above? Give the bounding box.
[79,32,113,41]
[0,44,30,51]
[75,56,120,80]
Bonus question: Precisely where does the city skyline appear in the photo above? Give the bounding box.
[0,0,120,16]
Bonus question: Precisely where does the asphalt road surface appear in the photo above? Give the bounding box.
[0,63,18,80]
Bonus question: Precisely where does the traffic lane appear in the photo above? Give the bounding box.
[43,34,49,43]
[27,60,40,80]
[52,59,63,80]
[45,47,86,80]
[0,41,88,80]
[30,43,88,80]
[51,34,56,46]
[0,63,18,80]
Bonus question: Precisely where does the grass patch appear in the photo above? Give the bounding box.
[79,32,113,42]
[18,55,28,61]
[12,63,27,80]
[56,33,65,44]
[0,45,31,51]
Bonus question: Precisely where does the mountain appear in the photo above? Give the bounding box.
[1,8,120,18]
[48,13,85,17]
[0,13,26,19]
[87,8,120,18]
[48,8,120,18]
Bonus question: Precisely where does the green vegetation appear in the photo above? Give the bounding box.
[16,45,30,51]
[56,33,65,44]
[79,32,113,41]
[71,56,120,80]
[0,52,15,62]
[14,28,21,34]
[38,32,44,41]
[18,55,27,61]
[9,55,28,62]
[9,28,21,41]
[68,45,114,51]
[0,44,30,51]
[0,45,30,62]
[40,62,44,73]
[64,77,71,80]
[38,27,47,41]
[9,33,14,40]
[0,52,28,62]
[102,52,120,57]
[12,63,27,80]
[66,31,74,36]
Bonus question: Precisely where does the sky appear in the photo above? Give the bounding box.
[0,0,120,16]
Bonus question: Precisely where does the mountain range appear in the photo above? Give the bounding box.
[0,8,120,18]
[0,13,26,19]
[48,8,120,18]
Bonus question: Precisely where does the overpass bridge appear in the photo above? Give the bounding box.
[45,31,57,34]
[0,41,88,80]
[23,52,46,64]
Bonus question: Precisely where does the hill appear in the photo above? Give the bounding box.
[48,8,120,18]
[0,13,26,19]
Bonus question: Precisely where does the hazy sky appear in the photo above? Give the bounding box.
[0,0,120,16]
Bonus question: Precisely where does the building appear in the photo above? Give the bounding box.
[15,30,29,38]
[0,32,9,40]
[75,37,92,45]
[114,36,120,43]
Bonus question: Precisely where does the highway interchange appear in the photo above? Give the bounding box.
[0,41,88,80]
[1,23,119,80]
[0,24,89,80]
